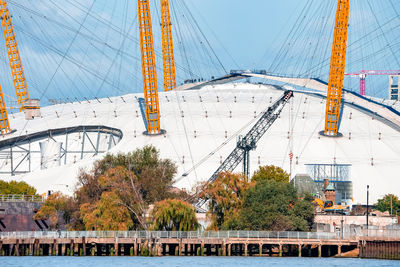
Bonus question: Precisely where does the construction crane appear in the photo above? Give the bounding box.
[0,0,30,112]
[137,0,161,134]
[195,90,293,209]
[160,0,177,92]
[345,70,400,96]
[0,84,10,134]
[324,0,350,137]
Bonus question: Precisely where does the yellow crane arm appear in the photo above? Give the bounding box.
[137,0,161,134]
[324,0,350,136]
[0,0,30,111]
[160,0,176,92]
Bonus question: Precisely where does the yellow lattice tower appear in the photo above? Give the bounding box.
[0,0,30,112]
[0,84,11,134]
[138,0,161,134]
[324,0,350,136]
[160,0,176,92]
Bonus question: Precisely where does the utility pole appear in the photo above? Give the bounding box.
[366,185,369,231]
[390,194,393,215]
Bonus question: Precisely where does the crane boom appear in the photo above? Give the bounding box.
[195,90,293,209]
[324,0,350,136]
[137,0,161,134]
[160,0,176,92]
[0,0,29,111]
[208,90,293,184]
[0,84,11,134]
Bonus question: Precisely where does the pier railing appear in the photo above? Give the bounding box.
[1,230,399,240]
[0,231,340,239]
[0,194,44,202]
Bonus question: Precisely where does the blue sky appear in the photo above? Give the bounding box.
[0,0,399,106]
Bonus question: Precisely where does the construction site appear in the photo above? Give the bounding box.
[0,0,398,238]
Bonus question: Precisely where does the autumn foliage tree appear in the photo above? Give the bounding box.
[201,172,250,230]
[33,192,78,230]
[151,199,199,231]
[80,191,134,231]
[36,145,182,231]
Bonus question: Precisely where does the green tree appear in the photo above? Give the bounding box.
[251,165,290,184]
[201,172,250,230]
[151,199,199,231]
[34,192,77,230]
[375,194,400,214]
[0,180,37,195]
[237,180,314,231]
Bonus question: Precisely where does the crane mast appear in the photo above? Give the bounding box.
[0,0,30,111]
[160,0,176,92]
[137,0,161,134]
[324,0,350,136]
[0,84,10,134]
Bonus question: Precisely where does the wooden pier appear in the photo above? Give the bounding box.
[0,231,361,257]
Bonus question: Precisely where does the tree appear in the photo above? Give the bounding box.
[237,180,314,231]
[98,166,148,229]
[375,194,400,214]
[200,172,250,230]
[0,180,37,195]
[72,146,178,230]
[76,145,177,205]
[34,192,78,230]
[251,165,290,184]
[80,191,134,231]
[151,199,199,231]
[36,146,180,231]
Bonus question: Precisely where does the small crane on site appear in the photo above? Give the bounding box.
[345,70,400,96]
[195,90,293,210]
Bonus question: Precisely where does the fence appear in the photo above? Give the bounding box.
[0,230,341,239]
[1,230,399,240]
[0,195,44,202]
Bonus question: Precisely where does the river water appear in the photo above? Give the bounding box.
[0,256,398,267]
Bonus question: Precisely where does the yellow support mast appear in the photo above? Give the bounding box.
[0,0,30,111]
[138,0,161,134]
[324,0,350,136]
[0,84,11,134]
[160,0,176,92]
